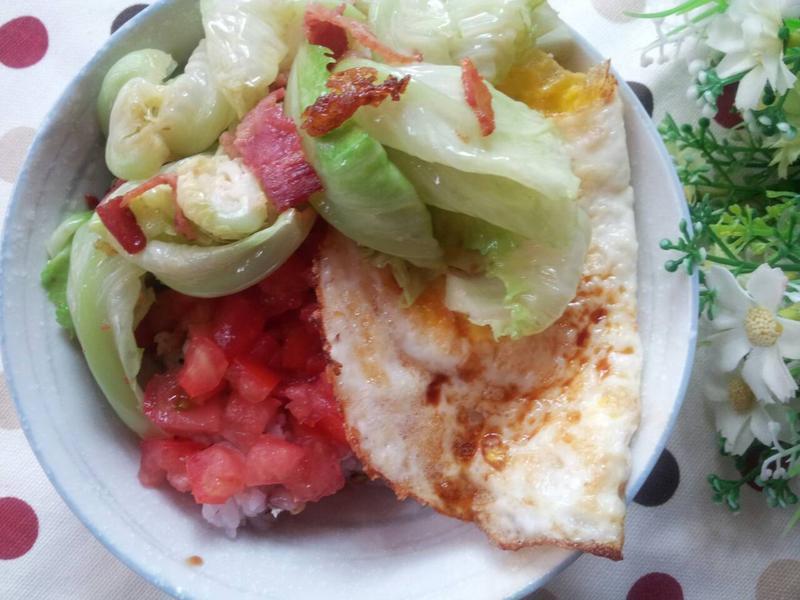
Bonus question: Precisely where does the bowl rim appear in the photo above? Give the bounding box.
[1,3,699,598]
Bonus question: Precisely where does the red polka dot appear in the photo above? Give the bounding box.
[0,497,38,559]
[0,16,48,69]
[627,573,684,600]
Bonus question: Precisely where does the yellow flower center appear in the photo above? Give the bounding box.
[745,306,782,347]
[728,376,756,414]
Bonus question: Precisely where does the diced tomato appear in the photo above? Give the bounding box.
[139,438,206,492]
[248,332,280,364]
[244,435,306,486]
[226,357,281,404]
[212,291,267,358]
[284,377,348,446]
[178,336,229,398]
[135,290,208,348]
[186,444,247,504]
[282,437,345,503]
[279,323,323,373]
[143,372,224,435]
[258,253,314,319]
[221,395,281,450]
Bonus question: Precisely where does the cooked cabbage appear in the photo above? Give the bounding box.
[105,42,235,181]
[285,43,443,268]
[93,207,316,298]
[67,223,158,437]
[339,57,580,214]
[174,154,270,241]
[200,0,296,117]
[434,209,591,338]
[97,49,177,136]
[367,0,558,83]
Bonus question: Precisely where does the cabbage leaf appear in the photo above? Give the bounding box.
[41,211,93,335]
[200,0,296,117]
[106,42,235,181]
[388,149,581,249]
[67,223,158,437]
[285,43,442,268]
[97,49,177,137]
[433,209,591,338]
[339,58,580,206]
[93,207,316,298]
[367,0,558,83]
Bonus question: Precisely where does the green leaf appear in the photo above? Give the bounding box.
[41,247,75,334]
[67,223,159,437]
[339,57,581,204]
[285,43,443,269]
[41,211,93,335]
[434,208,590,338]
[93,207,316,298]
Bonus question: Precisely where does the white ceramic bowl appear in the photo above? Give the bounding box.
[1,2,698,599]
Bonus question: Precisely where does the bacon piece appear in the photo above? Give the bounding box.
[461,58,495,137]
[301,67,410,137]
[305,4,349,60]
[225,89,324,212]
[96,196,147,254]
[305,3,421,65]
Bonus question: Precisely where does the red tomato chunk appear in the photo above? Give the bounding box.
[245,435,307,487]
[186,444,247,504]
[143,372,224,436]
[178,336,229,398]
[226,358,281,404]
[137,227,350,512]
[222,395,281,450]
[139,438,207,492]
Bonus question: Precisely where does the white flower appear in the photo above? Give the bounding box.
[706,0,800,109]
[706,264,800,401]
[705,369,794,454]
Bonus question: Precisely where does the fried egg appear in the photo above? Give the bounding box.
[317,66,641,559]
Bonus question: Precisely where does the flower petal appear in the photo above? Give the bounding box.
[708,328,751,372]
[713,403,750,453]
[716,50,758,78]
[702,371,731,404]
[744,345,797,402]
[742,346,775,402]
[705,266,752,328]
[746,264,787,312]
[736,67,769,109]
[707,17,749,55]
[762,344,798,401]
[730,415,755,456]
[777,317,800,359]
[748,408,776,446]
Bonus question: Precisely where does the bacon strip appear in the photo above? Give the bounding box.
[96,196,147,255]
[301,67,410,137]
[461,58,495,137]
[304,4,349,60]
[224,89,324,212]
[305,4,421,65]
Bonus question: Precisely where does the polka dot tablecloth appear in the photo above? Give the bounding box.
[0,1,798,599]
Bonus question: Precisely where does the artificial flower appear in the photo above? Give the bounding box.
[704,368,794,454]
[770,134,800,178]
[706,0,800,109]
[706,264,800,402]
